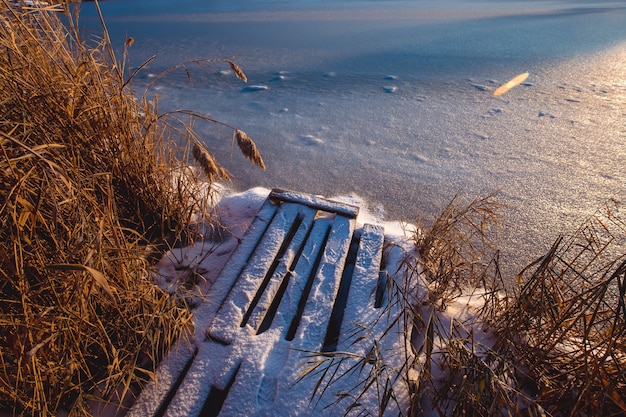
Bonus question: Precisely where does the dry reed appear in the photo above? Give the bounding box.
[227,60,248,83]
[0,1,263,415]
[493,201,626,416]
[407,195,625,416]
[234,129,266,170]
[413,192,503,306]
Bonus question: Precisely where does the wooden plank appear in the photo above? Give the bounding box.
[268,217,335,340]
[337,223,385,350]
[206,202,311,345]
[326,229,414,416]
[161,214,356,416]
[243,205,318,334]
[125,343,197,417]
[287,214,355,350]
[127,190,416,417]
[128,196,279,417]
[192,196,279,331]
[213,214,356,416]
[269,188,359,219]
[162,341,243,417]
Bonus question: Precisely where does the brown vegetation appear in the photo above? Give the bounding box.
[410,195,626,416]
[0,1,262,415]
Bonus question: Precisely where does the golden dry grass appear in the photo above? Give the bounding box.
[409,195,626,416]
[0,1,263,415]
[493,201,626,416]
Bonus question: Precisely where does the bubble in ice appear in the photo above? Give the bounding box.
[242,85,269,92]
[472,84,489,92]
[300,134,324,146]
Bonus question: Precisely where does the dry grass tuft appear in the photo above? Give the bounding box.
[406,193,515,416]
[493,201,626,416]
[0,1,263,415]
[413,192,503,306]
[407,195,626,416]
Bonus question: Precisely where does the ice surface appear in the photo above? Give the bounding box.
[78,0,626,279]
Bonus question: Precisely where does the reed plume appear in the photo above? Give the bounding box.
[227,60,248,83]
[192,142,230,181]
[235,129,266,169]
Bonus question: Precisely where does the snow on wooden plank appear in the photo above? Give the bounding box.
[287,214,355,350]
[125,343,197,417]
[192,195,279,331]
[242,205,318,335]
[206,202,315,345]
[162,341,244,417]
[269,188,359,219]
[267,225,413,416]
[269,217,335,340]
[206,213,356,416]
[326,233,414,416]
[336,223,385,349]
[128,190,418,417]
[258,224,386,415]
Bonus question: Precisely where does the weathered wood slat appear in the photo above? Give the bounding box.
[336,223,385,350]
[270,217,334,340]
[125,344,197,417]
[269,188,359,219]
[288,214,355,350]
[206,202,313,345]
[191,196,280,330]
[246,207,319,335]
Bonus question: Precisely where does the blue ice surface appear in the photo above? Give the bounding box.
[76,0,626,278]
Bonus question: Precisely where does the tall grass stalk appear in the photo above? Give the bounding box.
[0,1,263,415]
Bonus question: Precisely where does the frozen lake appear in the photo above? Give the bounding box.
[79,0,626,276]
